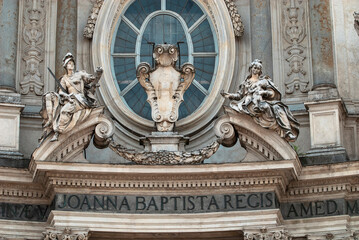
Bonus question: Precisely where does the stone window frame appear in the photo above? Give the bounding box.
[92,0,235,139]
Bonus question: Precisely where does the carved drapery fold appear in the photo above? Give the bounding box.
[43,228,90,240]
[282,0,310,94]
[83,0,104,39]
[20,0,46,96]
[224,0,244,37]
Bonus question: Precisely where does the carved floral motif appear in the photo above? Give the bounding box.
[282,0,310,94]
[20,0,45,96]
[109,140,219,165]
[224,0,244,37]
[43,228,89,240]
[83,0,104,39]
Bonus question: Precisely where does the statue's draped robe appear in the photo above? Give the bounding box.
[229,76,299,141]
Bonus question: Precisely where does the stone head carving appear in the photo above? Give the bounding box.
[137,44,195,132]
[153,44,179,67]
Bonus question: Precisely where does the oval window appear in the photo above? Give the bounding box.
[112,0,218,121]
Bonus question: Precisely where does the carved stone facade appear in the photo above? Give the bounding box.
[0,0,359,239]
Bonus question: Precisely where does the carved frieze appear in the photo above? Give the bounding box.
[224,0,244,37]
[20,0,46,96]
[282,0,310,95]
[83,0,104,39]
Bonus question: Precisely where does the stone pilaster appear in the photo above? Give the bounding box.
[55,0,77,78]
[0,0,19,92]
[250,0,273,78]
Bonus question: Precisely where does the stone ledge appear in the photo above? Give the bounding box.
[301,147,349,166]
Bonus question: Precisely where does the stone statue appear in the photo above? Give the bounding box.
[40,53,103,142]
[136,44,195,132]
[221,59,299,142]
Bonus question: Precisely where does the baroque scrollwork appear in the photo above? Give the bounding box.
[282,0,310,94]
[137,44,195,132]
[83,0,104,39]
[43,227,89,240]
[224,0,244,37]
[109,140,219,165]
[20,0,46,96]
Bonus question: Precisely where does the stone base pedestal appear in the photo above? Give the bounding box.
[141,132,189,152]
[302,146,348,166]
[304,98,349,165]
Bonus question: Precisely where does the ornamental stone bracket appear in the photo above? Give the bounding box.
[214,106,300,163]
[31,107,114,162]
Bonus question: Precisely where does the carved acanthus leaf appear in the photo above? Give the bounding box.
[224,0,244,37]
[20,0,46,96]
[83,0,104,39]
[109,140,220,165]
[282,0,310,94]
[244,228,292,240]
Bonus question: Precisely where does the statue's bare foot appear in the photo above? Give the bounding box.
[50,132,59,142]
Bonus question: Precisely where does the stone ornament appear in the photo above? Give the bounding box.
[137,44,195,132]
[109,140,219,165]
[40,53,103,142]
[83,0,104,39]
[354,12,359,37]
[43,228,89,240]
[244,228,291,240]
[224,0,244,37]
[20,0,46,96]
[282,0,310,94]
[221,59,299,142]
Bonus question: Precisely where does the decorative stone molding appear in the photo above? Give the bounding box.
[109,140,220,165]
[282,0,310,95]
[83,0,104,39]
[32,107,114,162]
[244,228,291,240]
[214,107,299,162]
[20,0,46,96]
[43,228,90,240]
[223,0,244,37]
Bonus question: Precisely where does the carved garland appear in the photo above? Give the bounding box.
[109,140,220,165]
[282,0,309,94]
[20,0,45,96]
[224,0,244,37]
[83,0,104,39]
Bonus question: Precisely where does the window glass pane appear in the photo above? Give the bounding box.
[113,21,137,53]
[166,0,203,27]
[194,57,215,90]
[191,19,215,52]
[113,57,136,90]
[178,84,205,119]
[140,14,189,68]
[123,82,152,120]
[124,0,161,29]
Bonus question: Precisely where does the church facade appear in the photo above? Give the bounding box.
[0,0,359,239]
